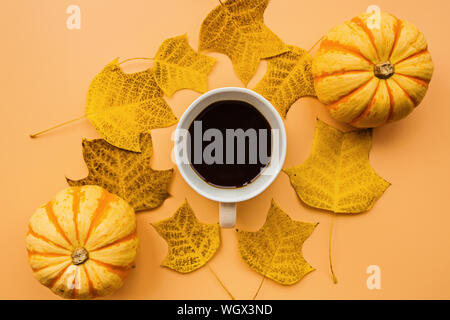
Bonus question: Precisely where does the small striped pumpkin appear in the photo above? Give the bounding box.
[312,12,434,127]
[26,186,138,299]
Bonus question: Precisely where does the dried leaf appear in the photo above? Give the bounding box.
[67,134,173,212]
[154,34,217,97]
[152,201,220,273]
[284,120,390,213]
[86,59,177,152]
[237,200,317,285]
[254,45,316,117]
[199,0,288,85]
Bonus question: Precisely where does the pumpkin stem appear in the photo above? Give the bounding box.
[374,61,395,79]
[72,247,89,265]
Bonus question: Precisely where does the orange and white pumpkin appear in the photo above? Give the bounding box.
[312,12,434,127]
[25,186,138,299]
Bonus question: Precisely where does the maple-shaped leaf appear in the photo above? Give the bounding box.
[152,201,220,273]
[154,34,217,97]
[199,0,288,85]
[254,45,316,117]
[86,59,177,152]
[237,200,317,285]
[284,120,390,213]
[67,134,173,212]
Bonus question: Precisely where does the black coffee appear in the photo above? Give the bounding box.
[188,100,272,188]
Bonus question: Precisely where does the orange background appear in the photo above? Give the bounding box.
[1,0,450,299]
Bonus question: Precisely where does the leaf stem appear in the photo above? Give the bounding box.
[308,36,324,53]
[119,57,154,65]
[208,265,235,300]
[252,275,266,300]
[29,115,86,138]
[329,213,338,284]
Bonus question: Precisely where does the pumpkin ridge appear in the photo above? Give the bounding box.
[351,17,380,61]
[396,28,424,63]
[28,251,69,258]
[90,230,137,253]
[319,39,374,65]
[83,264,97,299]
[48,263,71,289]
[327,77,374,110]
[394,49,429,66]
[395,72,430,85]
[385,80,395,122]
[45,201,74,248]
[27,228,70,251]
[314,70,370,81]
[388,16,403,61]
[72,188,81,246]
[83,189,115,246]
[90,259,130,280]
[391,77,417,106]
[351,80,381,125]
[31,260,70,272]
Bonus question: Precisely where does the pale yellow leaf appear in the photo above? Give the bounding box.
[237,200,317,285]
[199,0,288,85]
[86,59,177,152]
[152,201,220,273]
[67,134,173,212]
[154,34,216,97]
[254,45,316,117]
[284,120,390,213]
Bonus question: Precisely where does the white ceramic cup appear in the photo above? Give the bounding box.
[174,87,287,228]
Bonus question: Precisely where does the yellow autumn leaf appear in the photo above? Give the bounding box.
[199,0,288,85]
[86,59,177,152]
[67,134,173,212]
[254,45,316,117]
[152,201,220,273]
[237,200,317,285]
[284,120,390,213]
[154,34,216,97]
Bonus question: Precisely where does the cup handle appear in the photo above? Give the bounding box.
[219,202,236,228]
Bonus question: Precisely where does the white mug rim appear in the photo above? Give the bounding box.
[174,87,287,203]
